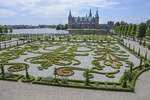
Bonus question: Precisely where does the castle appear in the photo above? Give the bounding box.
[68,9,100,29]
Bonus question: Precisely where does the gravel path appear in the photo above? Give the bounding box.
[114,36,150,59]
[123,39,150,59]
[0,39,29,49]
[0,70,150,100]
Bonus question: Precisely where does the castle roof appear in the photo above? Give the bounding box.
[69,9,99,24]
[73,17,92,22]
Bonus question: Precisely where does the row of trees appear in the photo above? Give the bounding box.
[56,24,68,30]
[113,20,150,39]
[0,27,13,33]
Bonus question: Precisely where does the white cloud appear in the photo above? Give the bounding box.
[0,9,16,18]
[87,0,119,8]
[0,0,120,22]
[0,0,41,7]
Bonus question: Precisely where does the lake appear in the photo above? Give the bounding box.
[8,28,69,34]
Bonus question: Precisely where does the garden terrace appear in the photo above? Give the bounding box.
[0,35,150,92]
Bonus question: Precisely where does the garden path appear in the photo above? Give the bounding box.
[0,70,150,100]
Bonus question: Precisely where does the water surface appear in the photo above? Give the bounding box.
[8,28,68,34]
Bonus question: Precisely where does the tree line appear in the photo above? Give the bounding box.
[113,20,150,39]
[56,24,68,30]
[0,26,13,33]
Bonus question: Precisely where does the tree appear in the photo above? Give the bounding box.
[120,21,127,25]
[115,22,120,26]
[4,27,8,33]
[9,28,13,33]
[54,67,58,83]
[85,69,90,86]
[136,23,147,38]
[56,25,61,30]
[127,24,132,36]
[59,36,62,41]
[52,37,55,41]
[139,39,142,45]
[130,62,134,73]
[64,24,68,30]
[121,25,125,35]
[25,66,30,79]
[117,26,121,35]
[143,39,146,46]
[130,24,137,40]
[126,71,135,82]
[119,25,124,35]
[124,25,129,36]
[129,43,130,49]
[146,24,150,37]
[122,70,128,88]
[67,38,70,41]
[146,19,150,25]
[139,59,143,70]
[56,24,68,30]
[0,27,3,33]
[145,51,147,60]
[107,21,114,26]
[138,48,140,56]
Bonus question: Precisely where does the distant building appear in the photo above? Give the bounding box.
[68,9,114,34]
[68,9,100,29]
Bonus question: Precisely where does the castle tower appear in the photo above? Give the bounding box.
[68,10,72,28]
[68,10,72,29]
[89,9,92,17]
[95,9,99,28]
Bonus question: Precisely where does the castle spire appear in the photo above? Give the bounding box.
[89,9,92,17]
[69,10,72,17]
[96,9,99,17]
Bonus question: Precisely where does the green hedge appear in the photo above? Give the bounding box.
[0,74,23,81]
[21,75,35,82]
[32,78,133,92]
[105,74,115,78]
[130,67,150,91]
[90,69,120,75]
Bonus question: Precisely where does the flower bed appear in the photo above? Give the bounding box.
[56,67,74,76]
[104,60,122,69]
[8,64,28,72]
[98,48,105,51]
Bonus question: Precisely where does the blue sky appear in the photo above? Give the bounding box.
[0,0,150,25]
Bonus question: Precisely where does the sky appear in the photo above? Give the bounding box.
[0,0,150,25]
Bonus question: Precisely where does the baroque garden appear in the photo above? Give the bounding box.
[0,34,150,92]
